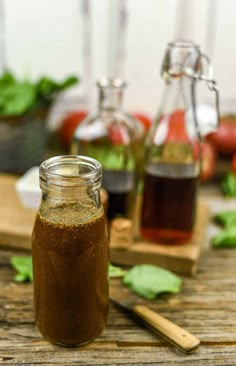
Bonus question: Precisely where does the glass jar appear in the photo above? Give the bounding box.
[141,40,219,244]
[32,155,109,346]
[71,78,144,220]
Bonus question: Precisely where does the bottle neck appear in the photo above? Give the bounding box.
[98,87,123,111]
[161,76,192,115]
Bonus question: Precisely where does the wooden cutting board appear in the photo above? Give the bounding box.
[0,174,209,275]
[0,175,36,250]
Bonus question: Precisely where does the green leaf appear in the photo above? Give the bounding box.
[36,75,78,103]
[212,227,236,248]
[0,70,16,87]
[215,211,236,228]
[1,82,36,115]
[221,172,236,198]
[0,71,79,115]
[109,264,127,278]
[10,256,33,282]
[36,77,59,96]
[60,76,78,89]
[123,264,182,300]
[15,273,28,282]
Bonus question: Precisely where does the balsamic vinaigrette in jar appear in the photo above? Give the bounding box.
[31,156,109,346]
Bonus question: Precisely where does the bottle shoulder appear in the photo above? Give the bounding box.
[73,109,144,143]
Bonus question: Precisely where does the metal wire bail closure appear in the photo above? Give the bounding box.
[185,52,220,129]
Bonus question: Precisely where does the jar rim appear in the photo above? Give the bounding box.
[40,155,102,188]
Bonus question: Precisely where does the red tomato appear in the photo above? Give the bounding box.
[107,124,128,145]
[200,140,217,182]
[232,152,236,174]
[132,112,152,131]
[59,110,87,148]
[166,109,189,143]
[206,117,236,155]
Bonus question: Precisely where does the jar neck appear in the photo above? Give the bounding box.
[98,87,124,111]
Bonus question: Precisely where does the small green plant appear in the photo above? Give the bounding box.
[0,70,78,115]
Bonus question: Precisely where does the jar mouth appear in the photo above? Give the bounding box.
[162,39,201,79]
[40,155,102,188]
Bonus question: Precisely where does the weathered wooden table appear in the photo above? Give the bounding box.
[1,246,236,365]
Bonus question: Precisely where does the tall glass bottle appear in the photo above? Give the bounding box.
[141,40,219,244]
[71,78,144,220]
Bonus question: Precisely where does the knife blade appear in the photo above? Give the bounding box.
[110,285,200,354]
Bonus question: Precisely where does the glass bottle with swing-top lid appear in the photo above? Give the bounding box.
[141,40,219,244]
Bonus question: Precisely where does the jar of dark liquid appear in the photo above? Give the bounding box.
[141,40,219,244]
[71,78,144,220]
[32,155,109,346]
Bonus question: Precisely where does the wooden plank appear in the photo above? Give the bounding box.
[0,248,236,365]
[110,201,209,275]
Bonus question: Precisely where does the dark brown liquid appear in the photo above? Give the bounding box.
[32,205,109,346]
[103,170,135,219]
[141,165,198,243]
[107,191,132,219]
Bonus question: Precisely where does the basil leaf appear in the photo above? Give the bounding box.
[123,264,182,300]
[0,70,16,87]
[36,75,78,103]
[60,76,78,89]
[222,172,236,198]
[215,211,236,228]
[109,264,127,278]
[0,71,78,115]
[212,227,236,248]
[1,82,36,115]
[10,256,33,282]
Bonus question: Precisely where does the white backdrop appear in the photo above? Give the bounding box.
[2,0,236,117]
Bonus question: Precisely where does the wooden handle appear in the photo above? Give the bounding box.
[133,304,200,353]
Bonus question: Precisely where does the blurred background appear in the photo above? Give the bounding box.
[1,0,236,182]
[1,0,235,116]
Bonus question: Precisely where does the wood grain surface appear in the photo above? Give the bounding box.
[1,248,236,365]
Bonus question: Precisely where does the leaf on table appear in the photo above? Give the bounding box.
[214,211,236,228]
[123,264,182,300]
[221,172,236,198]
[109,264,127,278]
[212,227,236,248]
[10,256,33,282]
